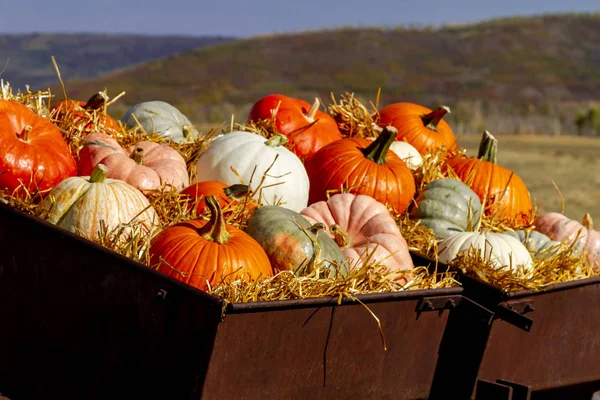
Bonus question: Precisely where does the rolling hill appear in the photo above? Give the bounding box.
[49,13,600,135]
[0,33,234,90]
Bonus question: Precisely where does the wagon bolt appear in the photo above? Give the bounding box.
[523,304,535,313]
[422,300,434,311]
[445,299,457,309]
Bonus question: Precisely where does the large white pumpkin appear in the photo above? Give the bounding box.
[438,231,534,274]
[193,131,310,212]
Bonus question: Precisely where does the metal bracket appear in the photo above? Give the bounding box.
[416,295,461,312]
[496,299,535,332]
[475,379,531,400]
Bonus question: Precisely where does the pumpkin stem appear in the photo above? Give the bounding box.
[583,213,593,230]
[18,125,32,142]
[197,196,231,244]
[361,125,397,165]
[330,224,351,248]
[477,130,498,163]
[90,163,109,183]
[265,134,289,147]
[421,106,450,131]
[84,92,108,112]
[223,184,251,199]
[309,222,327,235]
[305,97,320,122]
[182,124,194,141]
[130,147,145,165]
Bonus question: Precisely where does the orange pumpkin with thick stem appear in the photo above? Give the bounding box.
[445,130,533,225]
[51,92,120,135]
[304,126,416,214]
[248,94,342,160]
[179,181,256,216]
[0,100,77,198]
[378,102,457,155]
[150,196,273,291]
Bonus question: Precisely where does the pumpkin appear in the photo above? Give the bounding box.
[244,205,348,277]
[150,196,272,291]
[503,229,559,257]
[534,212,600,266]
[299,193,413,278]
[438,231,534,274]
[247,94,342,160]
[377,102,456,155]
[51,92,120,134]
[0,100,77,198]
[367,136,423,169]
[193,131,309,212]
[40,163,159,240]
[180,181,256,215]
[78,131,189,192]
[410,178,482,240]
[304,126,416,214]
[445,130,533,225]
[121,100,200,144]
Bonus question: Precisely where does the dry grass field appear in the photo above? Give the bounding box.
[457,134,600,222]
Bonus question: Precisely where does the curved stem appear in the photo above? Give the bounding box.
[90,163,109,183]
[197,196,231,244]
[84,92,108,112]
[223,184,250,199]
[330,224,351,248]
[18,125,32,142]
[130,147,145,165]
[309,222,327,235]
[182,124,194,140]
[361,125,397,165]
[477,130,498,163]
[265,134,288,147]
[583,213,593,230]
[305,97,320,122]
[421,106,450,131]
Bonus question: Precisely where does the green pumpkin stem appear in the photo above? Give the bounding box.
[361,125,397,165]
[477,130,498,163]
[223,184,251,199]
[421,106,450,131]
[265,134,289,147]
[198,196,231,244]
[90,164,109,183]
[583,213,593,230]
[18,125,32,142]
[305,97,320,122]
[130,147,145,165]
[84,92,108,112]
[330,224,351,248]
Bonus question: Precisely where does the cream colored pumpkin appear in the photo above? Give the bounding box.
[300,193,414,277]
[438,231,534,274]
[193,131,309,212]
[367,137,423,169]
[40,164,159,241]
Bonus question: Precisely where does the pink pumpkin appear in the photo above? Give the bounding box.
[300,193,414,279]
[78,131,189,192]
[534,212,600,267]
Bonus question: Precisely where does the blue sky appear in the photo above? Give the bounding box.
[1,0,598,37]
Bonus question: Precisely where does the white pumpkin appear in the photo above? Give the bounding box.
[40,164,159,241]
[367,137,422,169]
[438,231,534,274]
[193,131,310,212]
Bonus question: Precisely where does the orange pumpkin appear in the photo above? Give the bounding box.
[179,181,257,216]
[0,100,77,198]
[51,92,120,135]
[150,196,273,291]
[445,130,533,225]
[304,126,416,214]
[378,102,457,155]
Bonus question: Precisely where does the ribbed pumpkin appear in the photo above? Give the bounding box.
[300,193,414,278]
[180,181,256,216]
[377,102,457,155]
[244,205,348,277]
[150,196,273,291]
[534,212,600,267]
[410,178,482,240]
[445,130,533,225]
[78,131,189,192]
[248,94,342,160]
[40,164,159,240]
[304,126,416,214]
[503,229,559,257]
[0,100,77,198]
[120,100,200,143]
[51,92,120,135]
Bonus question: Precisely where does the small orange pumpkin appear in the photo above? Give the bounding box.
[150,196,273,291]
[51,92,120,135]
[179,181,256,216]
